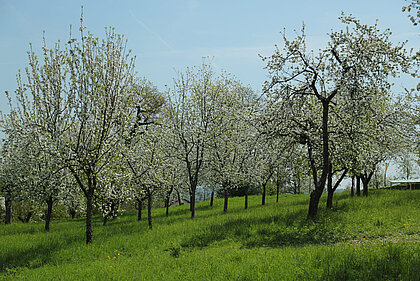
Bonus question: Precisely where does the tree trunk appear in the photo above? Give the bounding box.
[326,164,334,209]
[86,190,93,244]
[190,187,196,219]
[356,176,361,197]
[308,188,323,219]
[147,192,152,230]
[361,172,373,197]
[45,196,53,232]
[223,188,228,212]
[262,182,267,206]
[210,189,214,207]
[165,199,170,217]
[350,176,355,197]
[176,189,182,206]
[307,100,330,219]
[5,196,12,224]
[137,198,143,221]
[244,185,249,209]
[326,166,348,209]
[165,186,174,217]
[103,215,108,226]
[86,191,94,244]
[189,191,193,212]
[276,179,280,203]
[69,208,76,219]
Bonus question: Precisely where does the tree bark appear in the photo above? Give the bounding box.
[361,172,374,197]
[136,197,143,221]
[326,166,348,209]
[223,188,228,212]
[103,215,108,226]
[45,196,54,232]
[86,191,94,244]
[350,176,355,197]
[5,196,12,224]
[244,185,249,209]
[307,99,331,219]
[165,186,174,217]
[165,198,170,217]
[176,189,182,206]
[190,187,196,219]
[276,179,280,203]
[356,176,361,197]
[308,188,323,219]
[210,189,214,207]
[147,192,153,230]
[69,208,76,219]
[326,164,334,209]
[262,182,267,206]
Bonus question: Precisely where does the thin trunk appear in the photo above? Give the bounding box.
[326,166,348,209]
[45,196,53,232]
[276,179,280,203]
[210,189,214,207]
[147,192,152,230]
[223,188,228,212]
[190,187,196,219]
[86,191,93,244]
[326,164,334,209]
[189,192,193,212]
[244,185,249,209]
[137,198,143,221]
[103,215,108,226]
[69,208,76,219]
[165,186,174,217]
[176,189,182,206]
[356,176,361,197]
[5,196,12,224]
[350,176,355,197]
[165,197,170,217]
[262,182,267,206]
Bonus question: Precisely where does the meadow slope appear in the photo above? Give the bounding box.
[1,190,420,280]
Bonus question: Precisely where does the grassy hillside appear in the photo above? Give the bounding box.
[1,190,420,280]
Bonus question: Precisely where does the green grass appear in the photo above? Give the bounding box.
[1,190,420,280]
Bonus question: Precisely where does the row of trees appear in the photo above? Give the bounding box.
[0,14,418,243]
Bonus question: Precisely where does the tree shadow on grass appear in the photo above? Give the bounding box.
[180,206,347,249]
[0,217,149,275]
[0,230,84,273]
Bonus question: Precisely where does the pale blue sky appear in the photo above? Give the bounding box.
[1,0,418,112]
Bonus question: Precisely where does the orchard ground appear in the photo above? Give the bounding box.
[1,189,420,280]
